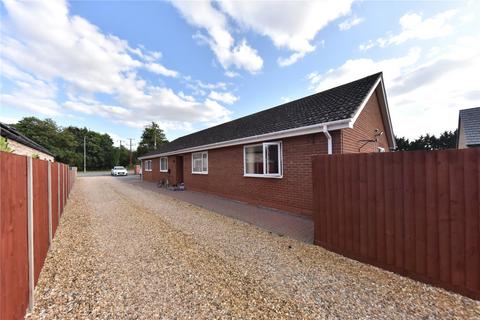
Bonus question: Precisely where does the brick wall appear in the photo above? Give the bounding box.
[144,132,341,217]
[142,156,179,185]
[7,139,54,161]
[142,89,391,217]
[341,90,391,153]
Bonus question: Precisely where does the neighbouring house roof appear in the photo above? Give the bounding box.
[139,72,395,159]
[0,122,55,156]
[458,107,480,147]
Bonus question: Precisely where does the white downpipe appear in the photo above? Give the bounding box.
[323,125,332,155]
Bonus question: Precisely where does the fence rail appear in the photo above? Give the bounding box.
[0,151,76,319]
[312,148,480,300]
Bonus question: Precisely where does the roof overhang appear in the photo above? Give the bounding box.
[349,75,397,150]
[138,117,352,160]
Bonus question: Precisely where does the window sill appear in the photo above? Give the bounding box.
[144,169,152,172]
[192,172,208,175]
[160,170,168,173]
[243,174,283,179]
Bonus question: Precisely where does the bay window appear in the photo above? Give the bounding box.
[192,151,208,174]
[244,142,282,177]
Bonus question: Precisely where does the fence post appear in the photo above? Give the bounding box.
[27,156,34,312]
[47,161,52,245]
[63,165,66,206]
[57,163,60,218]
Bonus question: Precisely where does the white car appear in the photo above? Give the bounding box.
[111,166,128,176]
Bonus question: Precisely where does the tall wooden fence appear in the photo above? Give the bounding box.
[312,148,480,300]
[1,151,76,319]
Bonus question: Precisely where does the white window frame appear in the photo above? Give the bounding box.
[160,157,168,172]
[191,151,208,174]
[144,160,152,172]
[243,141,283,178]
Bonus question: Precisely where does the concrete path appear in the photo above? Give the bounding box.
[122,175,314,243]
[27,177,480,319]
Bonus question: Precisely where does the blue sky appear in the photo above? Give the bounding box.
[1,0,479,148]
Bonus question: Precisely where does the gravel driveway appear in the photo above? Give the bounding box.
[27,177,479,319]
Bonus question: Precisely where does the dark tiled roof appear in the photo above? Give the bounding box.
[0,122,54,156]
[143,72,382,157]
[459,107,480,146]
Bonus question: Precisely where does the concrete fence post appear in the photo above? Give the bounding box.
[63,165,66,206]
[27,156,34,312]
[47,161,52,245]
[57,163,60,218]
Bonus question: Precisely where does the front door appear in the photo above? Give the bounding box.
[176,156,184,184]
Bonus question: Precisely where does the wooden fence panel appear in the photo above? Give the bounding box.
[1,153,76,319]
[51,163,59,236]
[312,148,480,300]
[0,152,29,320]
[32,159,49,286]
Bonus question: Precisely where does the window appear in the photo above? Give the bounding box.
[244,142,282,178]
[144,160,152,171]
[160,157,168,172]
[192,151,208,174]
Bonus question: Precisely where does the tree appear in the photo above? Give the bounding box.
[395,130,458,151]
[136,122,168,157]
[14,117,77,162]
[64,127,116,170]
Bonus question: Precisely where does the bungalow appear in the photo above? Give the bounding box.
[138,72,396,217]
[0,122,54,161]
[456,106,480,149]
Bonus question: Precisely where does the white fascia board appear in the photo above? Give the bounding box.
[138,118,351,159]
[348,75,397,150]
[349,76,382,125]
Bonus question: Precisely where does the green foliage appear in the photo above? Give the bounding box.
[14,117,77,162]
[396,130,457,151]
[136,122,168,157]
[0,137,13,152]
[12,116,145,170]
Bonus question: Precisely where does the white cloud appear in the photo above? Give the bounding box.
[219,1,353,66]
[145,63,179,77]
[171,0,263,74]
[359,10,457,51]
[172,1,352,69]
[1,0,231,132]
[338,15,364,31]
[224,70,240,78]
[278,52,307,67]
[0,115,20,125]
[0,61,61,116]
[208,91,238,104]
[309,36,480,139]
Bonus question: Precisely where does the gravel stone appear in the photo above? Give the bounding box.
[26,177,480,319]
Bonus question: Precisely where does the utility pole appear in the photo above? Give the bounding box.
[83,136,86,173]
[129,138,133,165]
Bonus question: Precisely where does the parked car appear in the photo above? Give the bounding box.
[111,166,128,176]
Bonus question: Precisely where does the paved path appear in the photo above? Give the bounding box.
[27,177,479,319]
[123,175,314,243]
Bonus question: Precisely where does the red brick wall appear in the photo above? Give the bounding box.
[169,132,341,217]
[341,90,391,153]
[142,156,179,185]
[142,90,391,217]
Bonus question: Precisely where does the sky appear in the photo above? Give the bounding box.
[1,0,479,149]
